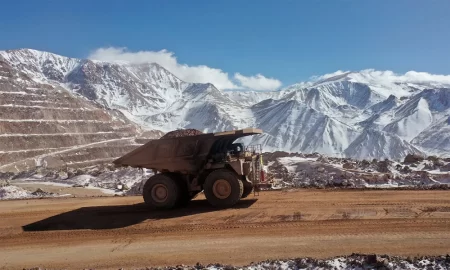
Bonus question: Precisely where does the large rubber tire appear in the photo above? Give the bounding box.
[203,169,243,208]
[241,180,254,198]
[142,174,180,209]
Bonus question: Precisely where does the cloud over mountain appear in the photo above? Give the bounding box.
[234,73,282,91]
[89,47,282,91]
[310,69,450,85]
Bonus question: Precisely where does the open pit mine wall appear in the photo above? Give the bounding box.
[0,57,164,173]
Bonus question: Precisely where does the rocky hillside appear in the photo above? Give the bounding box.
[263,152,450,189]
[91,254,450,270]
[1,49,450,161]
[0,55,162,173]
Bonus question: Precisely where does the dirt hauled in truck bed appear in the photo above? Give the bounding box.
[1,189,450,269]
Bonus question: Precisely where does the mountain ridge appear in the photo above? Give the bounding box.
[1,48,450,160]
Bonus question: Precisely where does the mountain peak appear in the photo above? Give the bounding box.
[1,48,76,61]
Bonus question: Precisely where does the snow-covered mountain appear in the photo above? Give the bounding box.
[1,48,450,161]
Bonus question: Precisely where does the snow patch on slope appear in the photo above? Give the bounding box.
[412,115,450,157]
[0,185,31,200]
[344,129,422,160]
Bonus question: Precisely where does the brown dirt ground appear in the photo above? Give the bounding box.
[1,189,450,269]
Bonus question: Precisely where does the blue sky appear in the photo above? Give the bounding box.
[1,0,450,89]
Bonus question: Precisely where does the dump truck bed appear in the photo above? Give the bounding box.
[113,128,262,174]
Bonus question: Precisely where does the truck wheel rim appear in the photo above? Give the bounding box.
[213,179,231,199]
[151,184,168,202]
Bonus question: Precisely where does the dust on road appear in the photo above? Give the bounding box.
[1,190,450,269]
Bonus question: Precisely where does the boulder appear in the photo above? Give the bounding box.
[365,254,378,264]
[423,162,435,170]
[440,163,450,172]
[58,171,69,180]
[360,159,370,167]
[31,188,49,196]
[404,154,424,163]
[305,152,321,158]
[44,171,58,179]
[316,167,325,173]
[316,156,329,163]
[0,180,10,187]
[0,172,14,180]
[402,166,412,173]
[433,159,445,167]
[377,160,390,173]
[343,163,355,169]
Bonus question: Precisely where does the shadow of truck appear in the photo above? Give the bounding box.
[22,199,257,231]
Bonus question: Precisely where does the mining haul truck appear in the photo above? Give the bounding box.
[113,128,266,209]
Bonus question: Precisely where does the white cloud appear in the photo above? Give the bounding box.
[358,69,450,85]
[308,69,450,86]
[88,47,282,91]
[299,69,450,98]
[89,47,237,89]
[234,73,282,91]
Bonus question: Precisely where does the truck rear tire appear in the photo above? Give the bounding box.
[143,174,180,209]
[203,169,243,208]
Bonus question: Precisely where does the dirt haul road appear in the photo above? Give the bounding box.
[1,190,450,269]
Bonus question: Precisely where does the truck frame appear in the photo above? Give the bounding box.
[113,128,265,209]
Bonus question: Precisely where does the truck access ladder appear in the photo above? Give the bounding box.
[246,144,264,196]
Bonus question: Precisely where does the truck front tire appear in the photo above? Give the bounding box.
[143,174,180,209]
[241,179,254,198]
[203,169,243,208]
